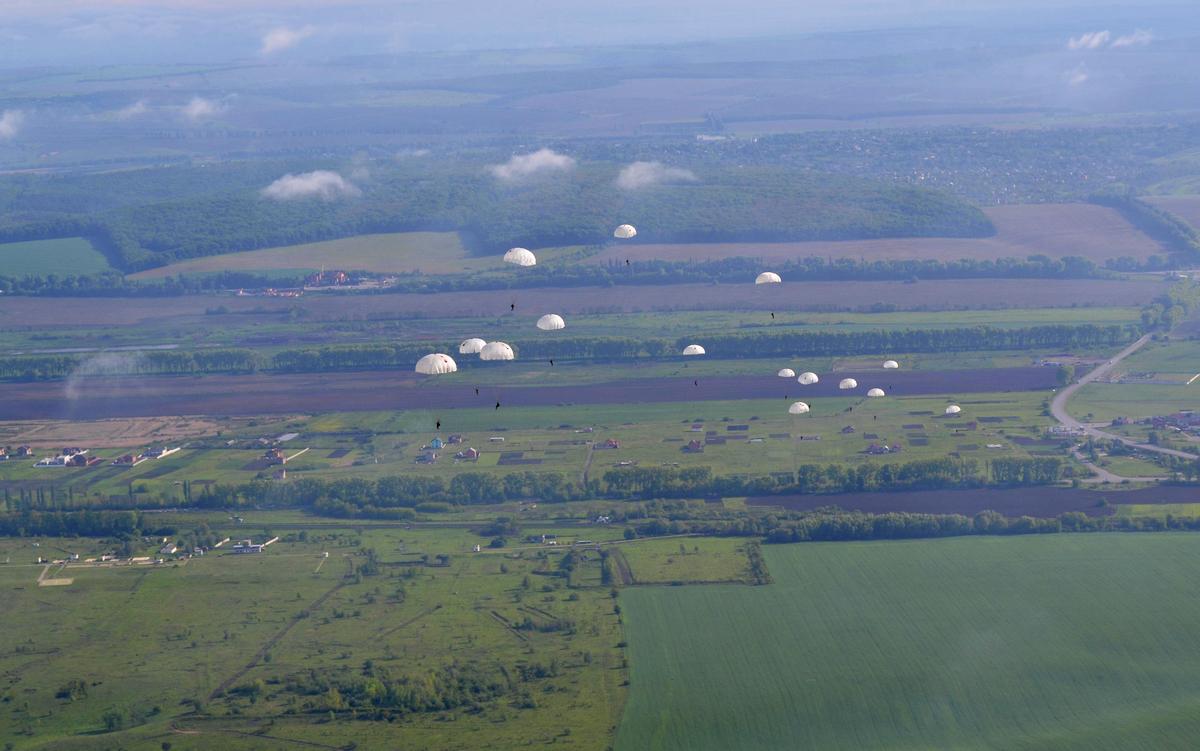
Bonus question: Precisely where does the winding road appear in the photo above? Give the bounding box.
[1050,334,1195,481]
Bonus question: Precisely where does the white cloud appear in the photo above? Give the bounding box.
[1065,64,1089,86]
[488,148,575,182]
[1067,30,1110,50]
[114,100,150,120]
[0,110,24,140]
[180,96,224,121]
[261,170,360,201]
[260,24,316,55]
[615,161,698,190]
[1111,29,1153,48]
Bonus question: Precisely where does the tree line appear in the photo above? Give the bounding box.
[1091,193,1200,257]
[0,323,1138,381]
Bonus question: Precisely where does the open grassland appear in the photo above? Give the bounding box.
[0,237,112,276]
[588,204,1166,264]
[1070,383,1198,421]
[0,278,1165,327]
[617,534,1200,751]
[0,304,1139,359]
[0,524,628,750]
[129,232,475,278]
[1111,338,1200,380]
[0,392,1059,501]
[617,537,752,584]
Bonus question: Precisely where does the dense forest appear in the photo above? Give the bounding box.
[0,323,1137,381]
[0,160,991,272]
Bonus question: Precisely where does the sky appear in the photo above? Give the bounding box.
[1,1,1194,66]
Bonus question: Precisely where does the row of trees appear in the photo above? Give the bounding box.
[0,323,1138,381]
[1092,193,1200,256]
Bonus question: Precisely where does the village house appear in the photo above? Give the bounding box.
[447,434,463,445]
[455,447,480,460]
[265,448,287,465]
[684,439,704,453]
[602,438,620,449]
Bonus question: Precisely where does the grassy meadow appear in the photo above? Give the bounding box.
[617,534,1200,751]
[0,238,113,277]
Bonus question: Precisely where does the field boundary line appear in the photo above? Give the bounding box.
[210,577,349,699]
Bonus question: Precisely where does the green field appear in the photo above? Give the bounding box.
[0,237,113,276]
[617,534,1200,751]
[619,537,752,584]
[128,234,589,279]
[1069,383,1198,422]
[0,523,628,749]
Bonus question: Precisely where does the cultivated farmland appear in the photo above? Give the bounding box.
[0,237,113,276]
[131,232,481,279]
[617,534,1200,751]
[588,204,1166,264]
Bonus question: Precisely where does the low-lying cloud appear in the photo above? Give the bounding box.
[180,96,225,121]
[1067,30,1110,50]
[615,161,698,190]
[489,148,575,182]
[1065,64,1089,87]
[260,25,316,55]
[114,99,150,120]
[261,170,361,201]
[1111,29,1153,48]
[0,109,25,140]
[1068,28,1153,50]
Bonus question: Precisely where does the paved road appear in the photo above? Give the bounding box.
[1050,334,1196,475]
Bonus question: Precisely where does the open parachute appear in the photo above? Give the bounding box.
[867,387,886,398]
[777,368,796,378]
[788,401,810,415]
[503,247,537,267]
[838,378,858,390]
[614,224,637,239]
[415,353,457,375]
[536,314,566,331]
[797,372,819,385]
[883,360,899,369]
[681,344,706,356]
[945,404,962,415]
[755,272,782,285]
[479,341,515,361]
[458,338,487,354]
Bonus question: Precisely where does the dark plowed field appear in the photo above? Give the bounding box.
[747,485,1200,518]
[0,367,1056,420]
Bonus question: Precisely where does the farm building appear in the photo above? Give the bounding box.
[447,434,463,445]
[430,437,445,450]
[265,448,287,465]
[455,447,479,460]
[602,438,621,449]
[684,439,704,453]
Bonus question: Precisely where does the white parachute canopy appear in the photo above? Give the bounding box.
[797,372,819,385]
[838,378,858,390]
[777,368,796,378]
[681,344,706,356]
[479,341,516,361]
[883,360,900,369]
[536,314,566,331]
[503,247,537,267]
[415,353,457,375]
[867,387,886,398]
[614,224,637,239]
[788,401,810,415]
[459,338,487,354]
[755,271,782,285]
[945,404,962,415]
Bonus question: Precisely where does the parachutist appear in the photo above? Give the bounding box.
[495,401,501,410]
[771,312,775,319]
[510,302,515,312]
[693,380,699,387]
[549,359,554,366]
[436,420,441,430]
[474,387,479,395]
